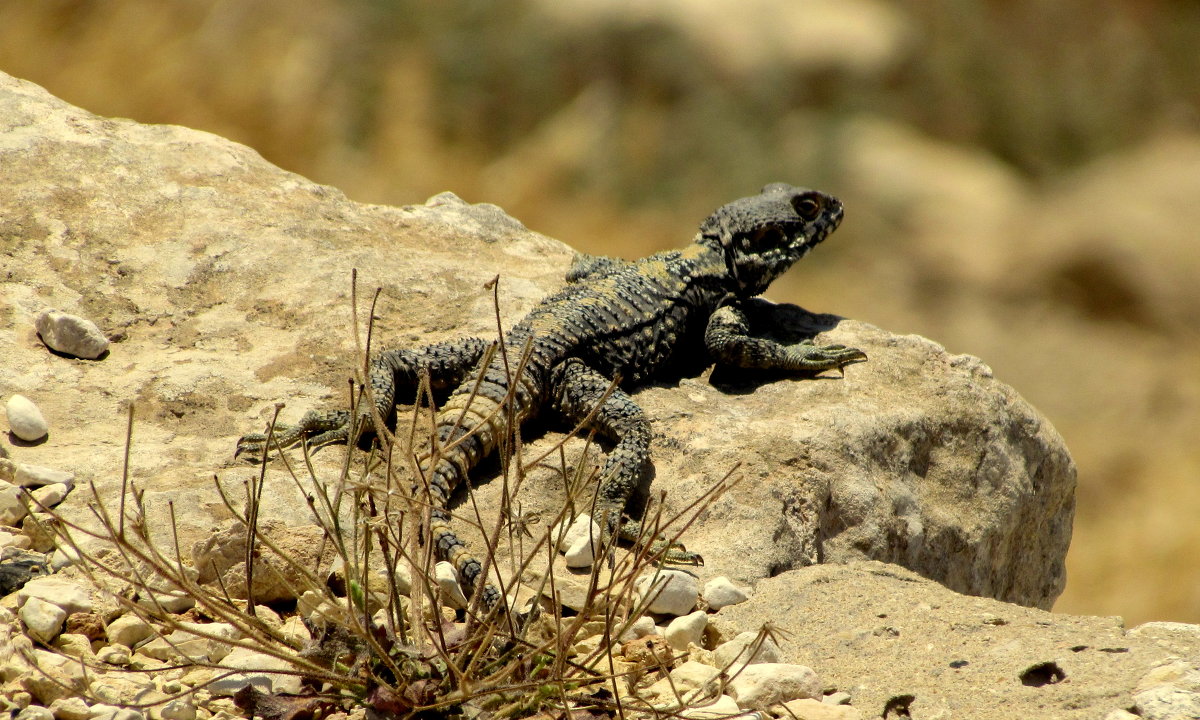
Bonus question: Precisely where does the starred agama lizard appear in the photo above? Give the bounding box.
[237,183,866,612]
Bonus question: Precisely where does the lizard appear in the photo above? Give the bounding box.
[236,182,867,613]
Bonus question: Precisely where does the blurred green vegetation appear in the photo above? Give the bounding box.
[2,0,1198,624]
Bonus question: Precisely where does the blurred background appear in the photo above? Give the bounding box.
[2,0,1197,625]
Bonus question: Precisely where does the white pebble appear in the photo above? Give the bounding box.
[618,614,657,642]
[279,615,312,647]
[210,647,303,696]
[713,631,781,672]
[138,623,239,664]
[87,705,122,720]
[0,529,33,550]
[96,645,132,666]
[635,569,700,616]
[553,514,601,552]
[6,395,48,442]
[19,596,67,643]
[727,663,822,710]
[35,309,109,359]
[665,610,709,651]
[669,659,721,693]
[16,704,56,720]
[30,483,70,510]
[703,576,750,610]
[564,532,599,568]
[13,463,74,488]
[1133,686,1200,719]
[435,561,469,609]
[156,699,197,720]
[17,576,93,614]
[48,697,93,720]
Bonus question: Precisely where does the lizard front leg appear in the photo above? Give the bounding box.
[550,357,701,565]
[704,304,867,373]
[236,337,491,459]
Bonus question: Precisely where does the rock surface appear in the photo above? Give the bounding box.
[711,561,1200,720]
[191,520,335,603]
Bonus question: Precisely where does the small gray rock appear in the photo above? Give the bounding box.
[0,528,32,550]
[6,395,48,442]
[618,614,657,642]
[35,309,109,359]
[96,644,132,666]
[50,544,81,570]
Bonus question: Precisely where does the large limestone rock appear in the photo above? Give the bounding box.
[711,562,1200,720]
[0,71,1073,610]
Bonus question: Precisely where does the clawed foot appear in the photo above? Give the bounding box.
[234,409,355,461]
[788,341,867,374]
[609,514,704,567]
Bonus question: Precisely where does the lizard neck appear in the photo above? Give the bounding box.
[677,241,742,297]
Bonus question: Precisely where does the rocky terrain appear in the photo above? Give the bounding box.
[3,0,1199,628]
[2,73,1198,720]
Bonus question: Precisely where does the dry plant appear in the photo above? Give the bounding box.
[22,273,742,720]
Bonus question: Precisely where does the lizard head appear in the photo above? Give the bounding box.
[698,183,843,297]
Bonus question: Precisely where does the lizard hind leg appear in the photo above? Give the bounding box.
[550,358,702,566]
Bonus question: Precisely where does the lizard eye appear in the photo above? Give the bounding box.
[793,195,822,221]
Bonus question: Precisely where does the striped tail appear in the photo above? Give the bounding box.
[420,360,539,612]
